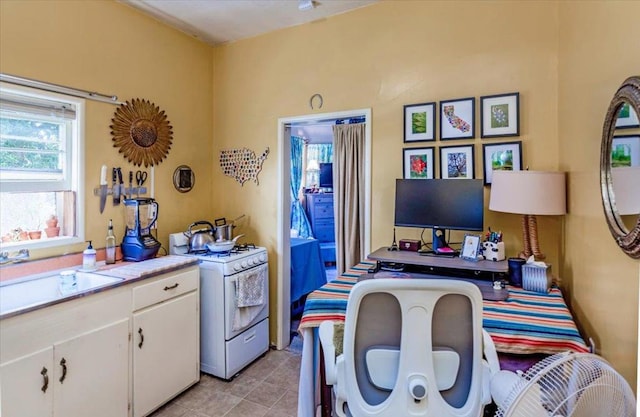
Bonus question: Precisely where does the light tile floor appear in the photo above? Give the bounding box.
[150,347,302,417]
[151,265,330,417]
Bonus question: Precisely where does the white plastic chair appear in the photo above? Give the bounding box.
[319,278,498,417]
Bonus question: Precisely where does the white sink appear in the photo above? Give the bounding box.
[0,271,124,316]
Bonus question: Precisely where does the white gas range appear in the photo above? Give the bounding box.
[169,233,269,380]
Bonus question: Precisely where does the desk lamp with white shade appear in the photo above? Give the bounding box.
[489,170,567,260]
[305,159,320,190]
[611,167,640,217]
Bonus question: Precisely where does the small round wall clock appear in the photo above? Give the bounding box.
[110,98,173,167]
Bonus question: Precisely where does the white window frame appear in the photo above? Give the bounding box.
[0,82,85,251]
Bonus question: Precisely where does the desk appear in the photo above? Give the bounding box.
[368,246,508,280]
[291,238,327,305]
[296,260,589,417]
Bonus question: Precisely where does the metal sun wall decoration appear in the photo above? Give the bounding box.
[219,147,270,186]
[110,98,173,167]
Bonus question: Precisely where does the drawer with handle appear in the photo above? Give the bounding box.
[133,267,198,311]
[314,203,334,219]
[311,194,333,204]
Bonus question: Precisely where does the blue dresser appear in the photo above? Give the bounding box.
[304,193,336,264]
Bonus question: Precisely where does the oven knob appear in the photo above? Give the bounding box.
[259,254,266,262]
[233,263,241,271]
[249,258,256,265]
[241,260,248,268]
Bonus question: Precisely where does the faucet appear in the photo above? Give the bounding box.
[0,249,30,265]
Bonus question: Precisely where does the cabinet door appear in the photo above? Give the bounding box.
[53,318,130,417]
[0,347,54,417]
[133,291,199,417]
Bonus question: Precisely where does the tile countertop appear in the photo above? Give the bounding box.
[0,255,200,320]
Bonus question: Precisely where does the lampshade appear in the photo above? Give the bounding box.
[306,159,319,172]
[612,167,640,215]
[489,170,566,215]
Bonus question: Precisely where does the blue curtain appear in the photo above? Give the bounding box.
[290,136,313,238]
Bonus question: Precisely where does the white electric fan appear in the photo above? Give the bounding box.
[491,352,636,417]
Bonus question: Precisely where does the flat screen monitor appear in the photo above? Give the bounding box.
[394,179,484,253]
[319,163,333,188]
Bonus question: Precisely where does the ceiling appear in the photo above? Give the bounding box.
[119,0,378,46]
[118,0,377,144]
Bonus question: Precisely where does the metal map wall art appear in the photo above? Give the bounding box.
[110,98,173,167]
[219,147,269,186]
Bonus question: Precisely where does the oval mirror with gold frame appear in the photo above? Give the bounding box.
[600,75,640,259]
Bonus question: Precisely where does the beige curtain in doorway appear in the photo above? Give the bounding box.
[332,123,366,274]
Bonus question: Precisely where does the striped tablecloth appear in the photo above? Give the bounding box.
[299,261,589,355]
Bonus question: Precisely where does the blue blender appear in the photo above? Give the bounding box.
[121,198,161,261]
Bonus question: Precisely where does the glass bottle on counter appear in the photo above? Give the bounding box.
[106,219,116,264]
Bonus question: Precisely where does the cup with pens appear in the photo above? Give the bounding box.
[481,228,506,261]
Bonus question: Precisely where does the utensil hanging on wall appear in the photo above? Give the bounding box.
[113,168,121,205]
[99,165,108,213]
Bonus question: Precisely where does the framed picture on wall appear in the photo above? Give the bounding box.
[480,92,520,138]
[403,147,435,179]
[482,141,523,185]
[404,102,436,142]
[612,135,640,167]
[440,97,475,140]
[440,144,475,179]
[615,103,640,129]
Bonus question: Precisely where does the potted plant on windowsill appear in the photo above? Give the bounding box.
[28,230,42,240]
[45,215,60,238]
[28,221,42,240]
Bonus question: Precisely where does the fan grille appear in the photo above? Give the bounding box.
[496,352,635,417]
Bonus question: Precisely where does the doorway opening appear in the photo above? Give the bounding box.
[276,108,371,349]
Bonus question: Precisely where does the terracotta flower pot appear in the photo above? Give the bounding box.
[46,216,59,228]
[45,227,60,238]
[28,230,42,240]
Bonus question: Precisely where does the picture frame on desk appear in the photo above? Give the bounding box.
[460,234,481,261]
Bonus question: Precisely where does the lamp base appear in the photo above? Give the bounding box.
[519,214,546,261]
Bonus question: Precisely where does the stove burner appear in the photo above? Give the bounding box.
[235,243,255,251]
[188,248,208,255]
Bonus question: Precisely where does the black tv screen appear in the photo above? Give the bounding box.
[394,179,484,232]
[319,163,333,188]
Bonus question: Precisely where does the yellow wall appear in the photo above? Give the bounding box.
[1,0,638,390]
[558,1,640,388]
[212,0,639,387]
[0,0,214,255]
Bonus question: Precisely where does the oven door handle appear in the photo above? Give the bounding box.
[229,263,268,283]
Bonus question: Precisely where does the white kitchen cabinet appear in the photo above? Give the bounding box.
[132,268,199,417]
[53,318,129,417]
[1,261,200,417]
[0,347,53,417]
[0,289,131,417]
